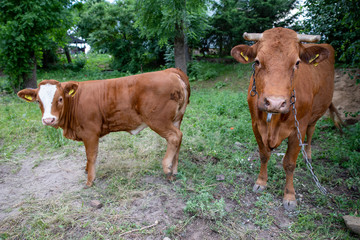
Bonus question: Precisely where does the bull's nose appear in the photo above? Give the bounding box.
[42,117,56,125]
[263,97,289,113]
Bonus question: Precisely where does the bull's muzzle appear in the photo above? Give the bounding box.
[259,96,290,114]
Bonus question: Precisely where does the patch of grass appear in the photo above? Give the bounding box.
[185,191,227,220]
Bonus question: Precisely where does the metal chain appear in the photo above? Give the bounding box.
[290,89,328,195]
[250,63,257,97]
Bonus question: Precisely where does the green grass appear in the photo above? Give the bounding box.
[0,58,359,239]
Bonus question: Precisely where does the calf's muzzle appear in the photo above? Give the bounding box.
[42,117,56,126]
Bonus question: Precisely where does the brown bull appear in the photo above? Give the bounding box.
[231,27,339,210]
[17,68,190,187]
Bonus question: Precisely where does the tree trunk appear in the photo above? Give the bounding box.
[174,24,187,74]
[185,41,191,63]
[64,46,72,63]
[23,53,37,89]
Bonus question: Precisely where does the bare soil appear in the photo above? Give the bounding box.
[0,69,359,239]
[332,68,360,123]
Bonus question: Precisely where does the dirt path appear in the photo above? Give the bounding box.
[332,68,360,123]
[0,150,84,221]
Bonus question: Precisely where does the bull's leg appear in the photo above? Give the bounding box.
[253,127,271,192]
[304,124,316,162]
[253,147,271,192]
[282,133,302,211]
[83,137,99,187]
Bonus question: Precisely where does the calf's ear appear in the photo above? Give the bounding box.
[231,44,258,64]
[300,45,330,66]
[17,89,37,102]
[63,82,79,97]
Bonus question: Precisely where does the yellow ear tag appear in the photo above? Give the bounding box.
[24,95,33,102]
[240,52,249,62]
[314,62,319,67]
[68,89,76,97]
[309,54,319,64]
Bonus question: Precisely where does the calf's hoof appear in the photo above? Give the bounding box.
[253,184,266,193]
[84,181,93,189]
[166,173,176,182]
[283,199,297,211]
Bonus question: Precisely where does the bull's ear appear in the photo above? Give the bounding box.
[231,44,257,64]
[300,45,330,66]
[17,89,37,102]
[63,82,79,97]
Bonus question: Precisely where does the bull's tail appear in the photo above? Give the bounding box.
[329,102,345,133]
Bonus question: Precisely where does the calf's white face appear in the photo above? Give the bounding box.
[17,79,78,128]
[38,84,58,126]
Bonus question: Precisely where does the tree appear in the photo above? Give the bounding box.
[135,0,209,74]
[0,0,73,90]
[77,0,162,72]
[206,0,297,56]
[301,0,360,67]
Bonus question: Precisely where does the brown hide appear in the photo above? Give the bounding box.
[232,28,335,210]
[18,68,190,187]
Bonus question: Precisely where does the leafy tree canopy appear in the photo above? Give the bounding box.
[300,0,360,67]
[77,0,163,72]
[206,0,298,56]
[0,0,73,89]
[134,0,210,73]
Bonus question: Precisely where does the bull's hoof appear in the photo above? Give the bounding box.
[253,184,266,193]
[166,173,176,182]
[84,170,88,174]
[283,199,297,211]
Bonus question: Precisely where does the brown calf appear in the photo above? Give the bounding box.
[18,68,190,187]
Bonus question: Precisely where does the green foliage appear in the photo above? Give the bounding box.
[0,0,73,90]
[205,0,298,56]
[134,0,209,45]
[77,0,163,73]
[134,0,210,73]
[301,0,360,67]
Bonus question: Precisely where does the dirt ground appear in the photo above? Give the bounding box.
[332,68,360,123]
[0,69,359,239]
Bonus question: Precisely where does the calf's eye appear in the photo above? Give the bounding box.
[58,97,63,103]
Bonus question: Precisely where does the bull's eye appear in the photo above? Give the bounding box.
[58,97,63,103]
[295,60,300,68]
[254,59,260,66]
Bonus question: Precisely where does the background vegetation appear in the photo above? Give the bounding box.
[1,0,359,90]
[0,0,359,239]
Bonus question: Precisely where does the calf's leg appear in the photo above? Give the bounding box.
[83,136,99,187]
[150,123,183,180]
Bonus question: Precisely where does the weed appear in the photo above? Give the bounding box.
[185,191,227,220]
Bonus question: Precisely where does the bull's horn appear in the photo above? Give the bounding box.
[297,34,321,43]
[243,32,263,41]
